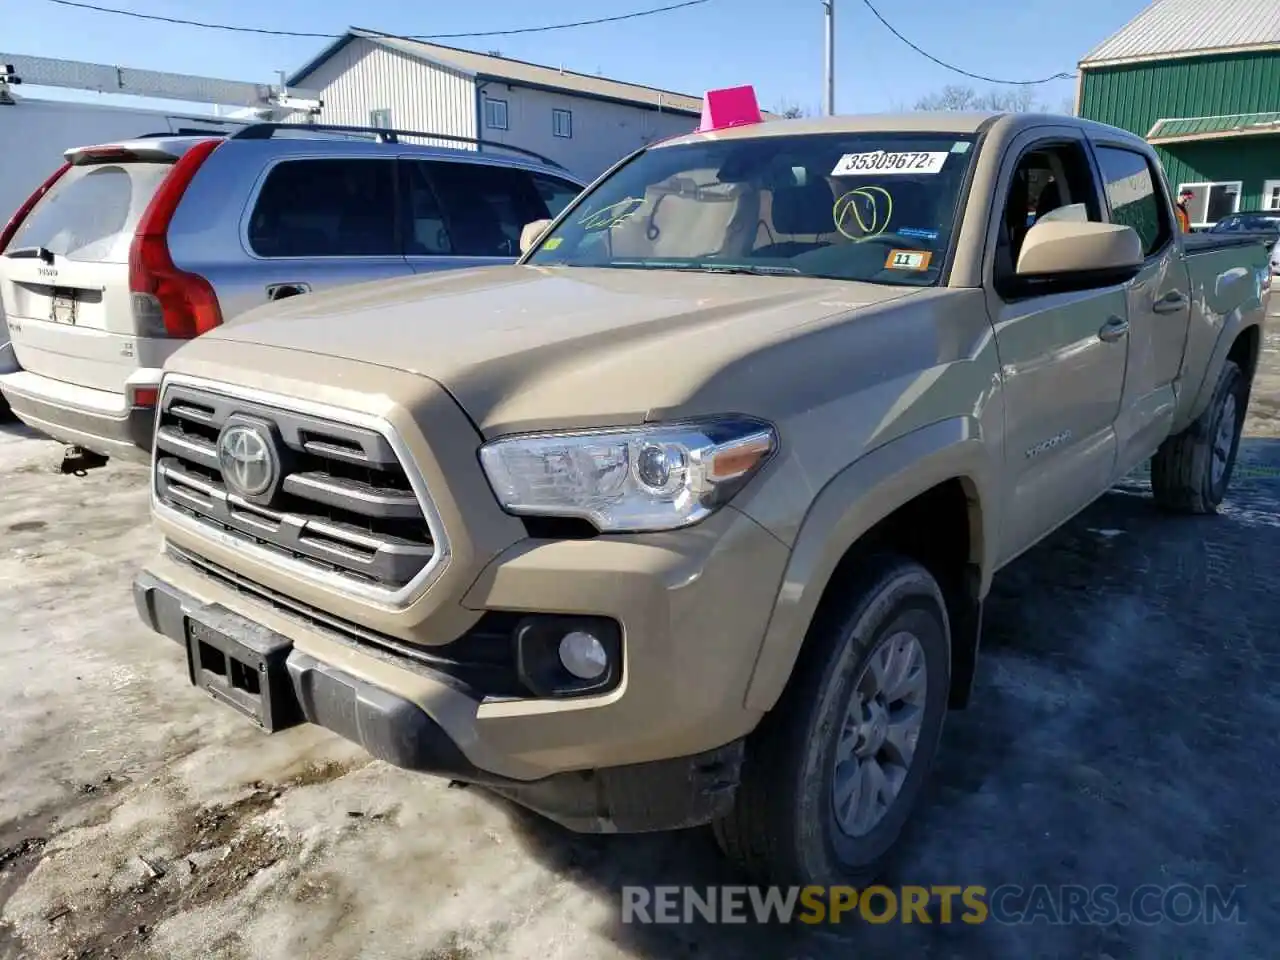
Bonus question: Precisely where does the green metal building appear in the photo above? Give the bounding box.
[1077,0,1280,227]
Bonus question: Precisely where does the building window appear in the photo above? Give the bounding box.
[552,108,573,139]
[369,108,392,129]
[1176,181,1241,228]
[484,98,508,130]
[1263,180,1280,211]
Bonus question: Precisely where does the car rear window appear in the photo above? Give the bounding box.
[247,158,398,258]
[9,162,172,264]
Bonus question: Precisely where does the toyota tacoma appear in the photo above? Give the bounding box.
[133,108,1270,886]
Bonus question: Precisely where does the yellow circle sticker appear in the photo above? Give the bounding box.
[833,186,894,241]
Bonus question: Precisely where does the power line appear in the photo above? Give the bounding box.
[36,0,712,40]
[858,0,1075,86]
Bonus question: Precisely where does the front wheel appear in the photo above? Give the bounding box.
[1151,359,1248,514]
[713,555,951,886]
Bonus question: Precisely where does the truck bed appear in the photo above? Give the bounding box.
[1183,232,1275,255]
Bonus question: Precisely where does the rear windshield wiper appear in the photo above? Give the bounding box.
[4,246,56,263]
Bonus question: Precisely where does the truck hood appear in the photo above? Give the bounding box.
[199,265,923,434]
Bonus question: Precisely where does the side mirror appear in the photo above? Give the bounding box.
[1016,219,1143,285]
[520,218,553,255]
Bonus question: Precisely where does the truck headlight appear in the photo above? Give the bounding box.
[478,416,777,533]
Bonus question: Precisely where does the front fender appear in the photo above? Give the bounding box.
[741,416,997,713]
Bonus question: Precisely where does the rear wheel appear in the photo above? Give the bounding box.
[1151,359,1248,514]
[713,555,951,886]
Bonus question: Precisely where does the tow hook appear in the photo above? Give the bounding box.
[60,446,109,476]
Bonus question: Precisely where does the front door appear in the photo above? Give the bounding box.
[986,130,1132,564]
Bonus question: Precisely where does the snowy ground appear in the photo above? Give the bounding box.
[2,331,1279,959]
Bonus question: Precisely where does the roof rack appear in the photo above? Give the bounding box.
[227,122,569,171]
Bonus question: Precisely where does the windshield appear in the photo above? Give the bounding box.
[526,132,977,286]
[1210,213,1280,233]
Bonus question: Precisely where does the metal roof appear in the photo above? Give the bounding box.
[1080,0,1280,66]
[1147,111,1280,144]
[288,27,707,116]
[1080,0,1280,67]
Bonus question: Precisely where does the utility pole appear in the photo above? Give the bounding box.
[823,0,835,116]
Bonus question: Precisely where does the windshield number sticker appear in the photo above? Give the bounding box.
[831,151,949,176]
[885,249,933,271]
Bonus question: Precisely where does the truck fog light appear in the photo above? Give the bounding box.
[558,630,608,680]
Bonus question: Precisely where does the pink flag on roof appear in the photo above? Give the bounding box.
[697,85,763,132]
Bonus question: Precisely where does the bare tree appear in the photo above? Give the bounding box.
[982,86,1038,113]
[913,83,1049,113]
[772,99,813,119]
[913,84,984,111]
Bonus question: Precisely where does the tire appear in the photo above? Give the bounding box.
[713,555,951,886]
[1151,359,1248,514]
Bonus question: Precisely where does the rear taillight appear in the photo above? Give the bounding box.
[128,138,224,339]
[0,161,71,253]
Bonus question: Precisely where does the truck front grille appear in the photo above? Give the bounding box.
[153,383,441,593]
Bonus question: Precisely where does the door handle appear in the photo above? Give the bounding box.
[266,282,311,301]
[1152,291,1188,314]
[1099,315,1129,342]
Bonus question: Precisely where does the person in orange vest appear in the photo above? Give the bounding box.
[1175,188,1194,232]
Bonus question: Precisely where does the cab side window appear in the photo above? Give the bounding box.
[1093,146,1170,257]
[994,140,1103,298]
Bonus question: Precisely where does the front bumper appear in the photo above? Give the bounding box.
[0,368,155,460]
[133,569,746,833]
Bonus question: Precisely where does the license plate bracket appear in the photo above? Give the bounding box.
[185,609,301,732]
[50,290,77,325]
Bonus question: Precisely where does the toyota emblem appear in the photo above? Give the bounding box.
[217,423,277,498]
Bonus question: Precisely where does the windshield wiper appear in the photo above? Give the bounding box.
[607,260,800,276]
[687,264,801,276]
[4,246,56,263]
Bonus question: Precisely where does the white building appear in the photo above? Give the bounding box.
[285,27,713,182]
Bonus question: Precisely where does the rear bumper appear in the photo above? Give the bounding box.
[133,569,744,833]
[0,369,155,460]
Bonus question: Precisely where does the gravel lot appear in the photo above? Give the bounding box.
[2,331,1278,959]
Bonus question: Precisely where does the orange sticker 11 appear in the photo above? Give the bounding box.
[885,249,932,271]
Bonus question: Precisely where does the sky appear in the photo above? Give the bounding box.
[2,0,1153,118]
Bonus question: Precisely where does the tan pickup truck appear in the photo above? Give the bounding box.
[133,111,1270,886]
